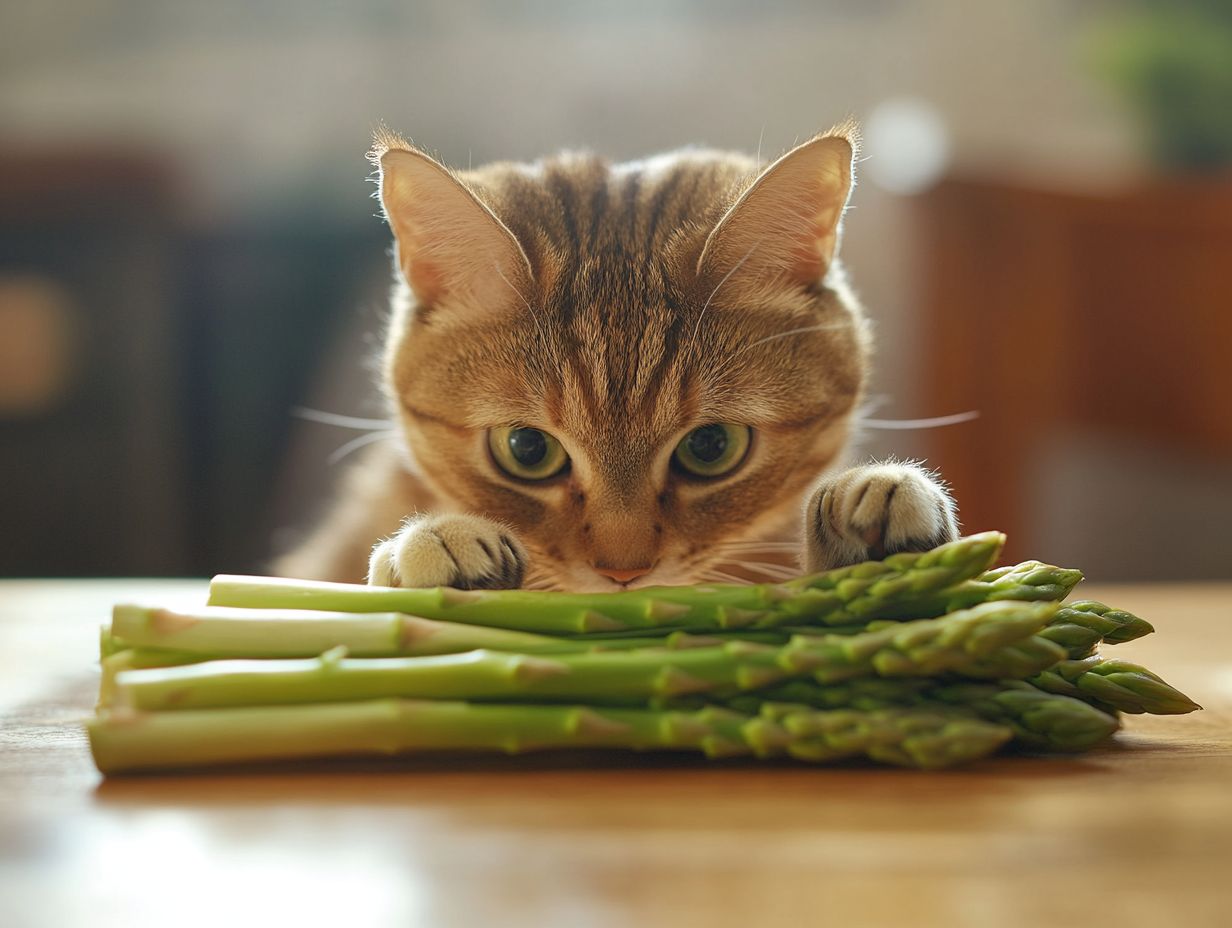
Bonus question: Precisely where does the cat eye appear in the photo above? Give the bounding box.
[673,423,751,478]
[488,426,569,481]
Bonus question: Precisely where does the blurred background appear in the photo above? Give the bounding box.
[1,0,1229,581]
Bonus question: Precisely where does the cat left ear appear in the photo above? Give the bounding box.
[697,124,857,294]
[373,131,533,317]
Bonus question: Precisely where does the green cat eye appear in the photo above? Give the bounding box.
[673,423,751,478]
[489,426,569,481]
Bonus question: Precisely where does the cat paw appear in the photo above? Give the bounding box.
[803,462,959,572]
[367,514,528,590]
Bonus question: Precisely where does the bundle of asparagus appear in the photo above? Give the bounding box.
[87,532,1200,774]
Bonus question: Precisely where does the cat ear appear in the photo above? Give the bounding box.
[373,133,533,316]
[697,125,856,294]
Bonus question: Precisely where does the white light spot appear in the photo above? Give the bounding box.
[864,98,951,195]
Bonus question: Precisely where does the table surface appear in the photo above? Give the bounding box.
[1,579,1229,928]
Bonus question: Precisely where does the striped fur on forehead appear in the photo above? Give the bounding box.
[391,142,866,431]
[443,150,764,437]
[466,149,750,267]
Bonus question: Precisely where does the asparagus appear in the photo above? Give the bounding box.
[109,601,1057,712]
[84,528,1205,775]
[385,596,1138,660]
[1029,656,1201,715]
[96,627,745,707]
[724,678,1119,752]
[924,681,1119,751]
[951,635,1068,679]
[873,560,1084,620]
[724,678,935,713]
[86,698,1012,774]
[109,603,568,658]
[98,649,209,709]
[1036,601,1154,658]
[207,532,1005,633]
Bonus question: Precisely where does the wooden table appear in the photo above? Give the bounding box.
[2,580,1229,927]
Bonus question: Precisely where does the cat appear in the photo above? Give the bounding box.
[275,122,959,592]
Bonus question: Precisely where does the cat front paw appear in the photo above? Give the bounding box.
[368,514,528,590]
[803,462,959,572]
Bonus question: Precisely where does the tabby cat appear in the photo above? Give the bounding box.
[276,123,959,592]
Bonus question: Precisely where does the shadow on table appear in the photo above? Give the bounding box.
[90,745,1123,810]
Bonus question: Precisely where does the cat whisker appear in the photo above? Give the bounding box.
[492,261,557,364]
[722,559,799,580]
[728,322,846,363]
[720,564,798,582]
[859,411,980,430]
[520,561,564,593]
[292,407,395,430]
[327,429,400,466]
[687,240,760,358]
[697,568,756,586]
[713,545,800,560]
[715,540,800,551]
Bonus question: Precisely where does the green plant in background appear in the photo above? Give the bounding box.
[1088,0,1232,171]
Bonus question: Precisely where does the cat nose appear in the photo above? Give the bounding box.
[593,565,654,584]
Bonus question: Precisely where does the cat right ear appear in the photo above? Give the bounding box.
[372,131,533,318]
[697,123,857,297]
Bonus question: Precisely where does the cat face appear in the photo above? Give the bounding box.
[375,128,869,591]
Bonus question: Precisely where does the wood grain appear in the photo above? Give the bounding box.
[1,579,1229,927]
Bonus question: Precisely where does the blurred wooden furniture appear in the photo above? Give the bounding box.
[0,151,187,576]
[917,177,1232,563]
[1,578,1229,927]
[0,148,389,577]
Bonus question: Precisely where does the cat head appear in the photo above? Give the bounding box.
[372,125,869,591]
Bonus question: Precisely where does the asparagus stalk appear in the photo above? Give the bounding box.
[951,635,1068,679]
[1036,601,1154,658]
[726,678,1118,752]
[872,560,1083,619]
[1029,656,1201,715]
[498,598,1141,658]
[566,573,1131,657]
[98,649,210,709]
[109,601,1058,712]
[764,706,1012,768]
[109,603,568,658]
[923,681,1119,751]
[96,629,743,707]
[789,601,1059,683]
[86,698,1012,774]
[724,678,935,713]
[207,532,1005,633]
[109,644,788,711]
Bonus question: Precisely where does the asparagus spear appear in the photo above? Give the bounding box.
[1029,655,1201,715]
[207,532,1005,633]
[734,600,1150,661]
[98,649,210,709]
[1036,601,1154,658]
[951,635,1068,679]
[724,678,935,713]
[109,603,568,658]
[86,698,1012,774]
[109,601,1058,712]
[923,681,1119,751]
[98,630,739,709]
[872,560,1084,620]
[764,706,1012,768]
[725,678,1118,752]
